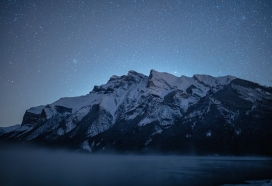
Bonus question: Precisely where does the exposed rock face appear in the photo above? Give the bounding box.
[1,70,272,155]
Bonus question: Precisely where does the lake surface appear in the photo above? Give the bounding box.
[0,145,271,186]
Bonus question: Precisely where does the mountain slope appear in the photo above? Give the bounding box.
[1,70,272,155]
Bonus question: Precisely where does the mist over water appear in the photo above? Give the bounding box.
[0,144,272,186]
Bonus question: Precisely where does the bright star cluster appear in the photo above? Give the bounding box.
[0,0,271,126]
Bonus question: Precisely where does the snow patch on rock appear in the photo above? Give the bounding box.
[81,141,92,152]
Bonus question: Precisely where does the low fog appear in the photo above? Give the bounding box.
[0,144,271,186]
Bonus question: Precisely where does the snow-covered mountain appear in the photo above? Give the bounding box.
[1,70,272,155]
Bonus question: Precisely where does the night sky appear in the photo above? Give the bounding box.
[0,0,271,127]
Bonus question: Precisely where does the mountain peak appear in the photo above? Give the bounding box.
[149,69,176,78]
[109,75,120,81]
[127,70,146,79]
[128,70,140,75]
[193,74,236,87]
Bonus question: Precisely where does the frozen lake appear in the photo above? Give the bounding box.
[0,145,272,186]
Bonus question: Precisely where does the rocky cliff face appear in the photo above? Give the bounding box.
[1,70,272,155]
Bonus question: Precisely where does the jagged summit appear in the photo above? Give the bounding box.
[193,74,236,88]
[99,69,237,95]
[1,69,271,155]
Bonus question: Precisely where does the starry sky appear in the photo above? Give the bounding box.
[0,0,271,127]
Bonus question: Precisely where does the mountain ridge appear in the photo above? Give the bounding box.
[1,69,272,155]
